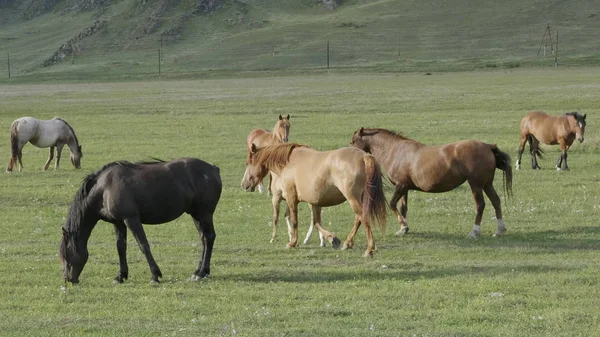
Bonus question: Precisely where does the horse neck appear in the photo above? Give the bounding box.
[65,132,79,152]
[366,133,419,169]
[271,125,284,142]
[65,195,99,244]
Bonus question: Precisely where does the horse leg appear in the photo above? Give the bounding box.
[483,184,506,237]
[390,185,409,235]
[286,199,299,248]
[266,172,273,196]
[55,144,64,170]
[468,185,486,239]
[112,222,129,283]
[558,141,569,171]
[529,137,541,170]
[516,134,527,170]
[345,196,375,258]
[191,213,216,281]
[342,215,361,251]
[43,147,55,171]
[123,217,162,283]
[562,151,569,171]
[270,192,283,243]
[306,205,339,248]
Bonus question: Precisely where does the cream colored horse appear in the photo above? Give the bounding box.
[7,117,82,172]
[246,114,290,193]
[241,143,387,257]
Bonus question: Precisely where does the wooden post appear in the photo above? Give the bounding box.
[7,52,10,79]
[554,30,559,67]
[71,43,75,65]
[158,48,161,78]
[271,26,275,56]
[327,40,330,69]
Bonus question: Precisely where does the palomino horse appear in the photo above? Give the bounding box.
[60,158,222,284]
[269,172,325,247]
[351,128,512,239]
[246,114,290,193]
[6,117,82,172]
[241,143,387,257]
[516,111,586,171]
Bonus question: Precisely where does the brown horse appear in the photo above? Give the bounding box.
[351,128,512,239]
[246,114,291,193]
[516,111,586,171]
[269,172,325,247]
[241,143,387,257]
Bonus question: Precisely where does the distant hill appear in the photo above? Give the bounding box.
[0,0,599,81]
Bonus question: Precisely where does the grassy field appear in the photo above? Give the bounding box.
[1,69,599,336]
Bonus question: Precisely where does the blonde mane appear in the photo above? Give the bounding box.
[255,143,306,170]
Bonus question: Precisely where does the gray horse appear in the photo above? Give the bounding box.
[6,117,82,172]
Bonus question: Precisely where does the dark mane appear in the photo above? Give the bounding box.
[55,118,80,147]
[565,111,586,125]
[255,143,307,170]
[365,128,409,141]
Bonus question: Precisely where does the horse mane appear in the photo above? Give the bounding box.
[364,128,409,140]
[255,143,307,170]
[55,118,80,148]
[565,111,586,125]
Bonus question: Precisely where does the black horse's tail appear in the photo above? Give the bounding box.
[527,134,544,159]
[491,145,513,197]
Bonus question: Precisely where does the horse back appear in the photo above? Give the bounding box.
[247,129,278,151]
[521,111,568,144]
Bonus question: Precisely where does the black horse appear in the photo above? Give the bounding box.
[59,158,222,284]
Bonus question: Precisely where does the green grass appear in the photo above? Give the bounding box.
[1,69,600,336]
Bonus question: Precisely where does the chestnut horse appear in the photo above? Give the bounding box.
[246,114,290,193]
[241,143,387,257]
[351,128,512,239]
[60,158,222,284]
[516,111,586,171]
[7,117,82,172]
[269,172,325,247]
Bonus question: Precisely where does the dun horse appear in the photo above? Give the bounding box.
[241,143,387,257]
[6,117,82,172]
[351,128,512,239]
[516,111,586,171]
[246,114,291,193]
[269,172,325,247]
[60,158,222,284]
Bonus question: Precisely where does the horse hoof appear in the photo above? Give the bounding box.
[189,274,208,282]
[150,280,160,285]
[395,227,409,236]
[341,242,352,250]
[493,228,507,237]
[269,238,276,244]
[468,231,479,239]
[363,251,374,258]
[331,237,341,249]
[286,243,296,249]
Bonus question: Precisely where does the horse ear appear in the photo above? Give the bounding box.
[286,114,290,119]
[251,143,258,153]
[62,228,68,236]
[278,115,283,120]
[359,127,364,135]
[583,113,587,120]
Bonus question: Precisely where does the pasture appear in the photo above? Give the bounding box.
[1,69,599,336]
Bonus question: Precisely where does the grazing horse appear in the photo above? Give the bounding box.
[269,172,325,247]
[59,158,222,284]
[351,128,512,239]
[241,143,387,257]
[516,111,586,171]
[6,117,82,172]
[246,114,291,193]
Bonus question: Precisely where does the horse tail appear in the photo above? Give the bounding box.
[527,134,544,159]
[362,155,387,232]
[9,120,19,164]
[490,145,513,197]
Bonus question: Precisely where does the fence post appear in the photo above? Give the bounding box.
[158,48,161,78]
[7,52,10,79]
[554,30,559,67]
[327,40,330,69]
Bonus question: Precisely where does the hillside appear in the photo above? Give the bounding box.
[0,0,599,81]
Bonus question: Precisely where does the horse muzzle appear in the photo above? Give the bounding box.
[578,137,584,143]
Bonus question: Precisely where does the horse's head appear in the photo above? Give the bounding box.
[572,112,587,143]
[350,127,371,153]
[71,145,82,169]
[241,143,269,192]
[59,228,88,284]
[276,114,291,142]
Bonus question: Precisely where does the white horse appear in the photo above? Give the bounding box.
[6,117,82,172]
